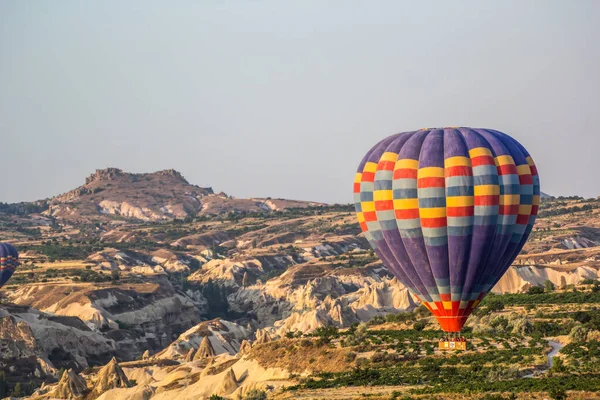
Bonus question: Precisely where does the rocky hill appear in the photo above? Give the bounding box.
[32,168,323,222]
[43,168,214,222]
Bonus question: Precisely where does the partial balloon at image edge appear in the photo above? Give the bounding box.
[0,242,19,289]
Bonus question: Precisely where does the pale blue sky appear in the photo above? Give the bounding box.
[1,1,598,204]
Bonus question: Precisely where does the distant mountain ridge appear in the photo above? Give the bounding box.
[38,168,323,222]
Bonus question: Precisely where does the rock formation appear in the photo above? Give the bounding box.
[238,340,252,354]
[141,350,150,360]
[184,348,196,362]
[254,329,272,345]
[0,312,56,383]
[493,265,600,294]
[156,319,249,359]
[193,336,216,360]
[216,368,238,396]
[0,315,42,359]
[89,357,130,398]
[7,276,203,361]
[49,369,88,399]
[229,265,415,335]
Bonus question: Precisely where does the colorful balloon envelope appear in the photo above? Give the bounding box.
[353,128,539,332]
[0,243,19,288]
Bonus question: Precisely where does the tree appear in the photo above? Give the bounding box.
[0,371,7,398]
[544,279,555,292]
[490,316,509,333]
[413,320,427,331]
[569,325,589,342]
[527,286,545,295]
[486,298,505,313]
[285,331,295,339]
[551,356,567,373]
[111,269,120,281]
[12,382,21,397]
[313,325,339,345]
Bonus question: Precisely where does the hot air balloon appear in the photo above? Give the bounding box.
[353,128,539,335]
[0,243,19,288]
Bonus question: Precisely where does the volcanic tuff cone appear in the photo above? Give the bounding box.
[193,336,216,360]
[216,368,238,396]
[185,347,196,361]
[89,357,130,398]
[50,369,87,399]
[238,339,252,354]
[254,328,272,345]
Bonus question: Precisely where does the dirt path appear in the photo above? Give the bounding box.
[523,339,563,378]
[546,340,563,368]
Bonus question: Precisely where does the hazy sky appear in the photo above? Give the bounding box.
[1,1,599,204]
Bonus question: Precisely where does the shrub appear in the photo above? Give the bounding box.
[413,320,427,331]
[524,303,536,312]
[243,389,267,400]
[486,298,505,312]
[509,315,532,336]
[551,357,566,373]
[313,325,339,345]
[490,316,509,333]
[371,351,386,363]
[527,286,545,295]
[569,325,589,342]
[548,387,567,400]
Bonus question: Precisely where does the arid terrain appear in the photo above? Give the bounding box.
[1,169,600,399]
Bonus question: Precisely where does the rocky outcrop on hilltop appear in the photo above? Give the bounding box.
[42,168,321,222]
[45,168,214,222]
